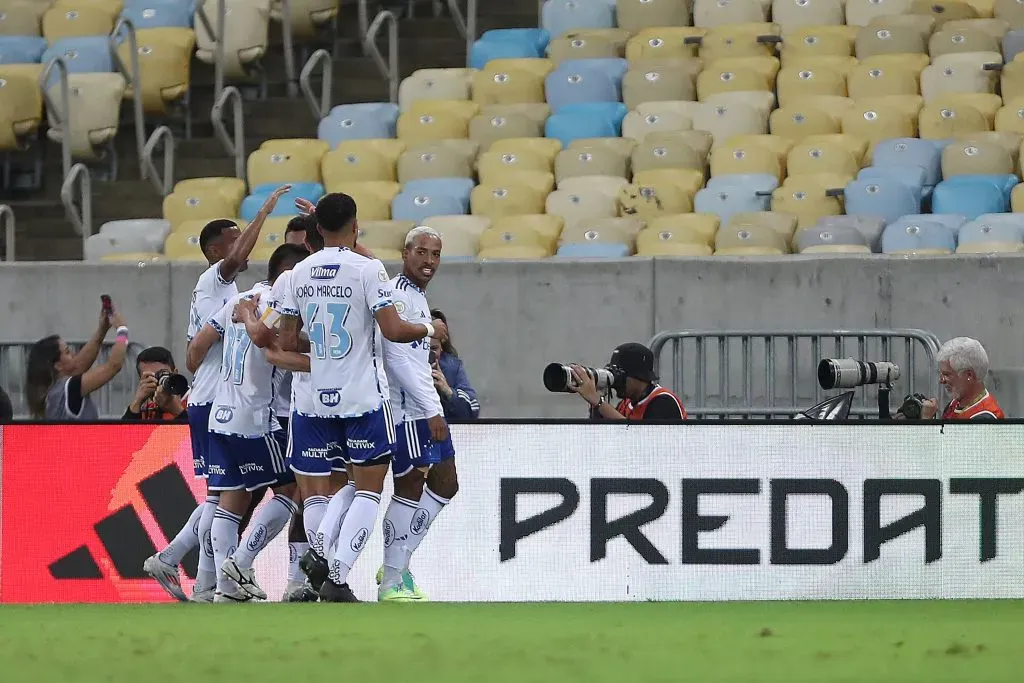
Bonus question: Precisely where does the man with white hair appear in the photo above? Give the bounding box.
[377,225,452,602]
[922,337,1004,420]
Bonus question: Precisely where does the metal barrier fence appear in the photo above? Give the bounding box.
[649,329,943,419]
[0,342,146,419]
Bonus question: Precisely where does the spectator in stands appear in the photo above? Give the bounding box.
[122,346,188,422]
[922,337,1004,420]
[429,308,479,419]
[25,303,130,420]
[0,385,13,421]
[572,343,687,421]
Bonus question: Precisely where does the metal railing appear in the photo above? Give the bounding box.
[0,204,14,262]
[279,0,298,97]
[446,0,477,67]
[299,49,333,120]
[142,126,175,195]
[649,329,943,420]
[196,0,227,101]
[109,17,147,180]
[39,56,71,179]
[364,10,399,104]
[211,85,245,179]
[61,163,93,254]
[0,341,147,419]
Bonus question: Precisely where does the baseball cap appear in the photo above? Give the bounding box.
[608,343,657,382]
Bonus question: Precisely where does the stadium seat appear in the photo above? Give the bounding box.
[635,217,716,257]
[881,218,957,254]
[268,0,338,42]
[471,175,554,217]
[546,186,619,229]
[355,220,414,260]
[45,72,125,160]
[397,140,477,183]
[43,4,116,43]
[795,224,873,253]
[545,101,628,147]
[856,165,927,199]
[0,1,47,37]
[321,139,404,189]
[124,0,193,29]
[247,145,322,188]
[0,64,43,150]
[872,137,943,187]
[542,0,615,38]
[469,112,544,150]
[692,100,768,142]
[773,0,845,33]
[480,148,553,183]
[620,171,699,217]
[942,138,1014,176]
[555,241,631,257]
[41,37,113,86]
[956,215,1024,252]
[547,34,619,64]
[844,177,922,223]
[392,189,469,225]
[399,68,472,112]
[404,177,474,204]
[194,0,268,81]
[469,29,549,69]
[477,224,553,260]
[490,214,564,251]
[173,177,246,205]
[94,218,169,254]
[815,214,885,249]
[118,27,194,115]
[771,180,843,227]
[0,36,47,63]
[933,175,1017,217]
[239,183,324,221]
[555,144,629,182]
[615,0,693,32]
[730,210,800,243]
[397,101,479,143]
[715,223,790,255]
[317,103,400,147]
[695,177,776,224]
[472,63,550,105]
[544,63,620,112]
[164,229,207,261]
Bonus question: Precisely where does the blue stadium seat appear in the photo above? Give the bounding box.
[0,36,47,64]
[318,103,400,147]
[871,138,943,188]
[558,58,629,89]
[241,183,325,221]
[469,29,550,69]
[121,1,193,29]
[844,179,921,224]
[1004,30,1024,63]
[856,166,926,199]
[392,191,468,223]
[545,64,620,112]
[545,102,628,147]
[897,213,967,234]
[41,38,113,86]
[816,215,885,251]
[402,178,475,206]
[542,0,615,38]
[556,242,631,258]
[881,219,957,255]
[932,176,1017,218]
[697,175,776,223]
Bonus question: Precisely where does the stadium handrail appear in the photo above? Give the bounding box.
[0,205,13,262]
[142,126,176,196]
[110,17,147,182]
[39,56,72,179]
[299,49,333,120]
[211,86,245,179]
[195,0,227,101]
[62,163,93,252]
[364,10,400,104]
[445,0,477,68]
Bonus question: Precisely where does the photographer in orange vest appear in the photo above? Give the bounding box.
[570,343,687,421]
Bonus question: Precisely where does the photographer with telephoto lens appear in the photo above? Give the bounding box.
[914,337,1004,421]
[547,343,686,421]
[123,346,189,422]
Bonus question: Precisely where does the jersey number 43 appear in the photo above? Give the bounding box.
[305,302,352,360]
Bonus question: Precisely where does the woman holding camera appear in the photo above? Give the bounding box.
[25,301,130,420]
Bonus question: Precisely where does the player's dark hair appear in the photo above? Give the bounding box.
[268,243,310,283]
[305,222,325,252]
[314,193,357,233]
[198,219,238,257]
[25,335,62,419]
[136,346,176,375]
[429,308,458,358]
[286,214,317,235]
[0,384,14,421]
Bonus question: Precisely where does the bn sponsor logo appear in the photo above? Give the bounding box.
[214,407,233,423]
[499,477,1024,565]
[310,264,340,280]
[319,389,342,407]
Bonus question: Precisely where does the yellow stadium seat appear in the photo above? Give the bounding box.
[485,58,555,78]
[715,223,790,254]
[710,142,784,180]
[622,67,698,109]
[555,145,630,182]
[786,139,861,186]
[696,63,775,100]
[493,214,564,249]
[173,177,246,206]
[694,0,769,28]
[1010,182,1024,210]
[692,99,769,142]
[490,137,562,163]
[841,101,918,149]
[995,0,1024,27]
[45,72,125,160]
[101,252,166,264]
[566,27,633,53]
[570,135,642,157]
[194,0,268,80]
[846,0,913,27]
[559,174,631,197]
[1000,58,1024,100]
[699,23,781,62]
[471,174,553,218]
[941,138,1014,175]
[261,137,329,157]
[868,13,937,38]
[397,101,479,143]
[478,148,553,184]
[399,68,472,111]
[0,66,43,151]
[268,0,337,41]
[626,27,706,61]
[995,96,1024,133]
[802,133,870,165]
[771,180,843,228]
[423,215,492,238]
[321,139,405,189]
[911,0,979,27]
[357,220,416,260]
[171,217,240,234]
[546,186,620,228]
[725,133,795,160]
[631,133,706,174]
[247,146,322,187]
[919,93,1001,138]
[616,0,694,33]
[619,170,700,218]
[847,61,922,100]
[469,112,543,150]
[647,212,720,245]
[776,64,847,105]
[944,17,1009,36]
[780,25,857,63]
[729,210,800,243]
[622,108,693,142]
[921,54,1000,100]
[397,140,477,182]
[118,27,195,115]
[1,0,47,36]
[163,188,241,230]
[855,24,928,59]
[43,4,115,43]
[769,103,843,139]
[929,26,1002,57]
[343,181,401,221]
[54,0,124,16]
[478,222,549,252]
[704,89,777,121]
[472,66,547,105]
[773,0,846,34]
[480,102,551,128]
[164,230,207,262]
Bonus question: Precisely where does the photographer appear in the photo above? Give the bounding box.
[429,309,480,419]
[122,346,189,422]
[915,337,1004,421]
[569,343,687,421]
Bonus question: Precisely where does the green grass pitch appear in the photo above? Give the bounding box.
[1,601,1021,682]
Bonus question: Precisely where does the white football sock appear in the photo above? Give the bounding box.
[317,483,355,557]
[403,487,450,557]
[211,507,242,593]
[157,501,203,566]
[328,491,380,586]
[381,496,419,589]
[194,496,219,592]
[302,495,329,556]
[233,494,298,569]
[289,542,308,582]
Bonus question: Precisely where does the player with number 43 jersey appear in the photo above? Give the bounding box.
[276,193,446,603]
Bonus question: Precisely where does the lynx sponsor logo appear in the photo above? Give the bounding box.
[319,389,342,407]
[310,265,340,280]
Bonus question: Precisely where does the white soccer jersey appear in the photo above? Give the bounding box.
[265,269,315,416]
[207,282,281,437]
[277,247,393,418]
[384,274,444,423]
[273,371,292,418]
[187,261,238,406]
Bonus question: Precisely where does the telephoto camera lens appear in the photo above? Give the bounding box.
[543,364,618,393]
[818,359,901,390]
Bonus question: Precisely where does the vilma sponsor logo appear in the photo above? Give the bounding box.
[247,525,267,552]
[310,264,340,280]
[411,509,429,536]
[499,477,1024,565]
[351,528,369,553]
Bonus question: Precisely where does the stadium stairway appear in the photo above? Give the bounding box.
[3,0,537,261]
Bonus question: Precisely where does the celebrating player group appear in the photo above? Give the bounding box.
[142,187,457,603]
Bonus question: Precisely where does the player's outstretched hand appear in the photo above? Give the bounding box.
[294,197,316,216]
[427,414,449,443]
[263,184,293,211]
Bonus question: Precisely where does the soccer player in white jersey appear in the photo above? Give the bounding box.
[377,226,452,602]
[143,185,291,602]
[186,243,308,601]
[276,193,447,602]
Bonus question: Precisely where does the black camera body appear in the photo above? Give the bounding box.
[543,363,625,394]
[898,393,929,420]
[154,369,189,397]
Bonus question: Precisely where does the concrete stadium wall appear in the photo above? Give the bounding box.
[2,256,1023,417]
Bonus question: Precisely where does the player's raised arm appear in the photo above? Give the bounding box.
[220,184,292,282]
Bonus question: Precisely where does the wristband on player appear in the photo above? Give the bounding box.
[115,326,129,344]
[423,322,435,339]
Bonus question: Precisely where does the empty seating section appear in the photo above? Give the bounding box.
[56,0,1024,260]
